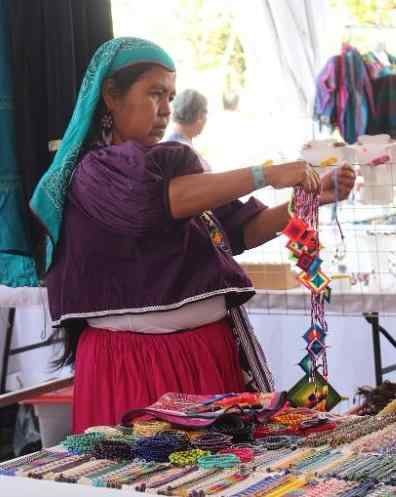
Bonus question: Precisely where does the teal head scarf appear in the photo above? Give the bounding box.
[30,37,175,269]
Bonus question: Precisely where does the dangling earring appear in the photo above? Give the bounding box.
[101,111,113,146]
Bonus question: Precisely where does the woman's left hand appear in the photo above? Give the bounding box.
[319,163,356,205]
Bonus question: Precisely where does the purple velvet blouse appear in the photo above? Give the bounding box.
[46,141,266,325]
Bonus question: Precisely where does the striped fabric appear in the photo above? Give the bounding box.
[229,306,275,392]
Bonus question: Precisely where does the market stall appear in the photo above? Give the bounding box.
[1,391,396,496]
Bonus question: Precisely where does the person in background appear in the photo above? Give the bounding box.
[166,88,211,171]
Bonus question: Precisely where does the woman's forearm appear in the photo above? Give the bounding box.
[168,169,257,219]
[168,161,314,219]
[243,203,290,249]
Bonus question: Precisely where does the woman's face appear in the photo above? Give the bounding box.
[104,65,176,146]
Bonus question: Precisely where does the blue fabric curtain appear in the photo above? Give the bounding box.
[0,0,113,287]
[0,0,38,286]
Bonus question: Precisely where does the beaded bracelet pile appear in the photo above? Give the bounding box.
[191,432,233,452]
[62,432,105,454]
[92,439,136,461]
[169,449,211,466]
[85,426,124,437]
[133,420,172,437]
[219,447,254,463]
[197,454,240,469]
[135,432,189,462]
[256,435,298,450]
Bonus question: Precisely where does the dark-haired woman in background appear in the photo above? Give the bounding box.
[31,37,355,433]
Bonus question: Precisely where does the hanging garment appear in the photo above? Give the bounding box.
[6,0,113,285]
[314,46,375,144]
[362,51,396,80]
[313,55,338,130]
[338,46,375,144]
[367,75,396,138]
[0,0,37,286]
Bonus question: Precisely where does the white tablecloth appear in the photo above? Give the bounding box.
[0,475,143,496]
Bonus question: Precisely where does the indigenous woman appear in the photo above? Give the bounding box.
[31,38,355,432]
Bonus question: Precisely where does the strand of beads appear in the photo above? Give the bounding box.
[250,448,294,471]
[324,453,396,483]
[304,415,396,448]
[189,467,251,496]
[78,461,130,485]
[99,461,168,489]
[227,473,290,497]
[291,448,343,473]
[267,448,317,471]
[350,423,396,454]
[366,484,396,497]
[55,459,117,484]
[22,454,91,479]
[158,468,222,496]
[292,478,355,497]
[134,465,197,491]
[0,450,68,476]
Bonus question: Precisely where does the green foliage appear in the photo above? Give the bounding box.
[330,0,396,25]
[176,0,246,88]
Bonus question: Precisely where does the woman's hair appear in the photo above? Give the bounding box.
[82,62,159,152]
[172,89,207,125]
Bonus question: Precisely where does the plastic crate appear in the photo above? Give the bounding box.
[20,386,73,448]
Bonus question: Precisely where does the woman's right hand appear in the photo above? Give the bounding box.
[265,161,320,193]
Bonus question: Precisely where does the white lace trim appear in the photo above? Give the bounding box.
[52,287,255,326]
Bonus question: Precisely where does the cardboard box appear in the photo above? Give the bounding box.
[242,262,299,290]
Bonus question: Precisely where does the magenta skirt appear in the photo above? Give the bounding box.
[73,319,245,433]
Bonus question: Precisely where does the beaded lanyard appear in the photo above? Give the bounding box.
[283,187,331,394]
[295,187,328,381]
